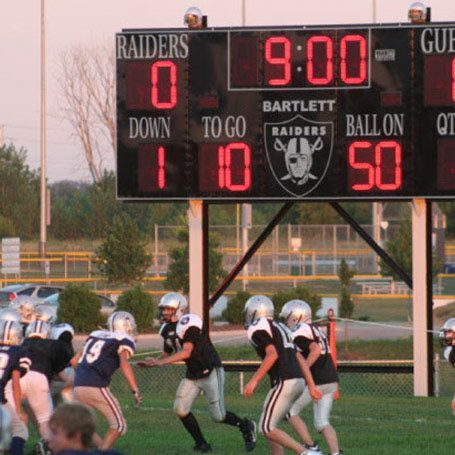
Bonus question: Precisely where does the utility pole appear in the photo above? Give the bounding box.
[39,0,47,255]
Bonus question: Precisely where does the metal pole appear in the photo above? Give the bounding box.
[241,0,246,26]
[39,0,47,255]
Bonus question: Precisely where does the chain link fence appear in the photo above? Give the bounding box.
[107,357,453,400]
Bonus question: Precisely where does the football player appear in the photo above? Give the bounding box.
[439,317,455,414]
[243,295,322,455]
[137,292,257,453]
[48,402,126,455]
[280,300,342,455]
[49,323,75,405]
[0,319,30,455]
[6,319,72,455]
[71,311,141,451]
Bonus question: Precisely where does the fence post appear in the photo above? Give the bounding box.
[239,372,244,395]
[433,353,440,397]
[64,254,68,279]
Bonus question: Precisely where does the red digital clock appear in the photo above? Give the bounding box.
[116,24,455,201]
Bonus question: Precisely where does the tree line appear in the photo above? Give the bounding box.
[1,142,455,242]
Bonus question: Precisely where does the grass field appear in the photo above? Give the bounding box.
[31,394,449,455]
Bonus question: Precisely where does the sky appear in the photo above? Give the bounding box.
[1,0,454,183]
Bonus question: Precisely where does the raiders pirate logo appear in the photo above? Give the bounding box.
[264,115,334,197]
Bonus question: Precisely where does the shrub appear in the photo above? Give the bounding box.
[116,285,157,333]
[57,284,104,332]
[222,290,251,325]
[271,286,322,319]
[0,215,15,237]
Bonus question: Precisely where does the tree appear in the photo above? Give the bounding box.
[116,286,157,333]
[338,258,356,352]
[0,144,40,238]
[95,213,151,286]
[58,41,115,183]
[165,228,227,294]
[378,219,412,280]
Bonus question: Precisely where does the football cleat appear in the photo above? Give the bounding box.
[240,418,257,451]
[304,442,322,455]
[193,442,212,453]
[34,439,52,455]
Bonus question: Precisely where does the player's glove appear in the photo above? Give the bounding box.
[132,389,142,409]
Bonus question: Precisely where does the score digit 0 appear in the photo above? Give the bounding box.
[348,141,402,191]
[264,34,367,86]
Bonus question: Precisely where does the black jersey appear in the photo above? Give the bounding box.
[23,337,72,383]
[444,346,455,367]
[159,321,181,354]
[247,317,303,387]
[0,344,31,404]
[171,314,222,379]
[293,322,338,385]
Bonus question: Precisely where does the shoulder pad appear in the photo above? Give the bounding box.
[90,330,109,339]
[159,322,169,337]
[177,314,202,339]
[247,317,272,341]
[293,322,314,340]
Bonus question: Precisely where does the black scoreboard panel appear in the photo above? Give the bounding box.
[116,24,455,201]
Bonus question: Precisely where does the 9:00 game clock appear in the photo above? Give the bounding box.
[116,23,455,201]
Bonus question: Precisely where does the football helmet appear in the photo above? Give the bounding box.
[0,308,22,323]
[35,304,57,325]
[279,299,312,330]
[9,295,38,324]
[158,292,188,322]
[0,319,24,346]
[50,323,75,340]
[408,2,427,23]
[107,311,137,337]
[243,295,274,328]
[25,320,51,339]
[184,6,203,28]
[439,318,455,346]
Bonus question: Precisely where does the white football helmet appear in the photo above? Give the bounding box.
[408,1,427,23]
[9,295,38,324]
[107,311,137,337]
[25,320,51,339]
[439,318,455,346]
[184,6,203,28]
[243,295,274,328]
[35,304,57,325]
[0,319,24,346]
[159,292,188,322]
[0,308,22,324]
[279,299,312,330]
[50,323,75,340]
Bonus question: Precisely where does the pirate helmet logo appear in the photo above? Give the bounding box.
[264,115,334,197]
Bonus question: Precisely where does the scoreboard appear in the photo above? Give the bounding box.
[116,23,455,201]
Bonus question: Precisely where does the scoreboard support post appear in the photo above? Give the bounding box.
[188,200,208,322]
[411,199,434,396]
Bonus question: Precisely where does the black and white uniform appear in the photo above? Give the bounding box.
[161,314,226,422]
[289,322,339,431]
[73,330,135,436]
[247,317,305,434]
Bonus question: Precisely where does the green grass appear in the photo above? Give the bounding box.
[26,394,451,455]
